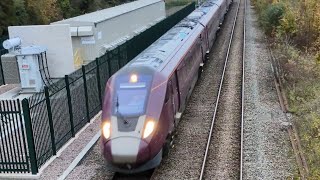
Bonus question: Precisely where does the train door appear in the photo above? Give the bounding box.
[165,80,175,133]
[199,33,205,62]
[204,26,210,55]
[171,72,181,124]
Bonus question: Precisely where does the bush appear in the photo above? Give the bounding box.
[260,3,285,36]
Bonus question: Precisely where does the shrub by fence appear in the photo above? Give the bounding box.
[0,3,195,174]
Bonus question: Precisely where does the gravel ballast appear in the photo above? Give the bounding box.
[242,0,294,178]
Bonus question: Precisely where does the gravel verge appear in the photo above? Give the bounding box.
[242,0,294,179]
[39,112,102,180]
[66,138,114,180]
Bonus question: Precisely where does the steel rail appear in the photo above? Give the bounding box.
[240,0,246,179]
[199,0,243,179]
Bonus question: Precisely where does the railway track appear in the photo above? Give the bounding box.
[151,0,245,179]
[199,0,245,178]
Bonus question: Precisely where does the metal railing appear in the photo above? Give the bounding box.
[0,3,195,174]
[0,100,30,173]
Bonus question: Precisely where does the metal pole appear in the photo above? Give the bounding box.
[22,99,38,174]
[82,66,90,122]
[95,59,102,108]
[65,75,75,137]
[44,86,57,155]
[0,50,6,85]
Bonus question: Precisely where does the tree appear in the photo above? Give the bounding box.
[58,0,74,18]
[0,0,16,36]
[14,0,30,26]
[25,0,61,24]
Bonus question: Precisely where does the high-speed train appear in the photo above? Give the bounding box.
[101,0,232,173]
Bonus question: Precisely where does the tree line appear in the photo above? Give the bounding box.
[0,0,133,37]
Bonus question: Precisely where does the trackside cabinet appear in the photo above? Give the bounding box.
[16,46,47,93]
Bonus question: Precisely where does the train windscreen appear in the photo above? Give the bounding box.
[116,87,147,116]
[114,74,152,117]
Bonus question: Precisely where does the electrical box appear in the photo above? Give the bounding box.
[16,46,47,93]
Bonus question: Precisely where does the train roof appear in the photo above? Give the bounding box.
[126,0,222,72]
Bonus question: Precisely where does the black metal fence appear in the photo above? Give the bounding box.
[0,3,195,174]
[0,100,30,173]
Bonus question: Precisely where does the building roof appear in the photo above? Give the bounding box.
[54,0,163,25]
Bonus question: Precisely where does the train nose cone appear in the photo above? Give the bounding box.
[109,137,150,164]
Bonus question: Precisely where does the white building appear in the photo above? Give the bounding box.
[52,0,166,63]
[6,0,165,79]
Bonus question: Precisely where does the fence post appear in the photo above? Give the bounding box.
[65,75,75,137]
[0,52,6,85]
[95,59,102,108]
[22,99,38,174]
[44,86,57,155]
[82,66,90,122]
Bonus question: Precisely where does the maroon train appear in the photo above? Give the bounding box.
[101,0,232,173]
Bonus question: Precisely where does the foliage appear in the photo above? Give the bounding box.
[253,0,320,50]
[26,0,62,25]
[254,0,320,178]
[0,0,16,36]
[273,36,320,180]
[260,3,285,35]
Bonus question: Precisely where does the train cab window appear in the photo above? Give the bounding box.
[116,86,147,117]
[114,74,152,117]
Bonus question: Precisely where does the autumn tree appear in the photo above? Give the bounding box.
[14,0,30,26]
[25,0,61,24]
[58,0,74,18]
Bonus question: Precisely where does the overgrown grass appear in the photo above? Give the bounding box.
[272,22,320,180]
[252,0,320,178]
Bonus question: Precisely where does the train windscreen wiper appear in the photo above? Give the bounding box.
[116,95,129,124]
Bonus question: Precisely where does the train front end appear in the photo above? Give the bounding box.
[101,67,168,173]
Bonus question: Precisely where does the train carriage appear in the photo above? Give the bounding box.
[101,0,232,173]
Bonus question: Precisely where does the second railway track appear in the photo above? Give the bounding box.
[200,0,245,178]
[151,0,246,179]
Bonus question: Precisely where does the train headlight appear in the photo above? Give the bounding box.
[143,119,155,138]
[102,122,111,139]
[130,74,138,83]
